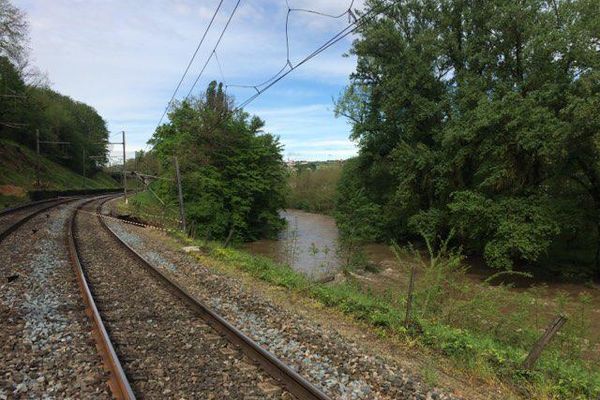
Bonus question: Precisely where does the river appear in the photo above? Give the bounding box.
[244,209,343,280]
[244,208,600,356]
[244,209,399,280]
[245,209,600,302]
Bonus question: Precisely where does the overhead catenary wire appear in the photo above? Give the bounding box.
[156,0,226,128]
[184,0,243,100]
[226,1,356,93]
[235,0,400,110]
[213,50,227,84]
[285,1,356,65]
[154,0,400,140]
[188,0,401,146]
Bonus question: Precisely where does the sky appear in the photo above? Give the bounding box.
[15,0,364,162]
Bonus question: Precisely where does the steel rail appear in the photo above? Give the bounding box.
[68,196,136,400]
[96,198,331,400]
[0,197,59,217]
[0,197,74,243]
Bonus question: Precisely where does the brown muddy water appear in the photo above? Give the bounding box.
[244,209,342,280]
[245,209,600,358]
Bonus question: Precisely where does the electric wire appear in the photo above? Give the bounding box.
[214,50,227,84]
[184,0,243,100]
[227,1,355,92]
[156,0,225,128]
[234,0,399,110]
[152,0,399,143]
[190,0,401,145]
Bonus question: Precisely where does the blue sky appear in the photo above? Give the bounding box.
[16,0,364,162]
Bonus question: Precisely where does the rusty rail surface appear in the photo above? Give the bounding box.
[67,196,136,400]
[96,198,331,400]
[0,197,74,243]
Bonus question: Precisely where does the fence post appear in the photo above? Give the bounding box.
[122,131,128,204]
[522,314,567,370]
[35,129,40,187]
[174,156,186,233]
[404,263,417,328]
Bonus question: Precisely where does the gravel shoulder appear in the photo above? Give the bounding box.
[105,200,517,400]
[0,201,110,399]
[79,199,290,399]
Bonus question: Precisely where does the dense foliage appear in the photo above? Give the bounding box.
[0,1,109,177]
[149,81,287,242]
[286,162,342,213]
[336,0,600,279]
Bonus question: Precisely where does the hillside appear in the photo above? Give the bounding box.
[0,139,119,207]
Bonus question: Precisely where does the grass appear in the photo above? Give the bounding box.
[123,190,600,399]
[0,139,118,207]
[176,238,600,399]
[117,190,181,229]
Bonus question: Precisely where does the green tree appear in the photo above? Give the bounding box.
[336,0,600,278]
[0,0,28,67]
[0,55,26,134]
[0,0,110,183]
[149,81,287,242]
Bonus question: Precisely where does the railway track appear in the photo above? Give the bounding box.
[0,198,74,242]
[69,196,331,399]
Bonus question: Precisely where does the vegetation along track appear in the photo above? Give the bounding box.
[0,198,74,242]
[70,196,330,399]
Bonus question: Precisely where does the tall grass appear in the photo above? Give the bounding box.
[180,234,600,399]
[390,233,599,399]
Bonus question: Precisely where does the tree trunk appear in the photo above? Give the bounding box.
[595,219,600,282]
[223,226,235,248]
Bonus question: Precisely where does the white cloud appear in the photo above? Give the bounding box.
[16,0,365,161]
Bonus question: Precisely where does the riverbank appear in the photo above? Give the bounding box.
[245,210,600,340]
[244,209,342,280]
[117,196,600,399]
[181,236,600,399]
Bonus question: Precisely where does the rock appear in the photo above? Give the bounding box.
[181,246,200,253]
[15,383,27,393]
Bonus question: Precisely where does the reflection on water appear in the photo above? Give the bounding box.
[244,209,342,279]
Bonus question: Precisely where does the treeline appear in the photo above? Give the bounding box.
[149,81,287,242]
[286,163,342,213]
[0,1,109,176]
[335,0,600,280]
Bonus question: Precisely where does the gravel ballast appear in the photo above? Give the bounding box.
[77,199,291,399]
[104,200,463,400]
[0,201,110,399]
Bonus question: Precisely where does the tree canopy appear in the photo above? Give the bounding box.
[0,0,109,177]
[149,81,287,242]
[336,0,600,279]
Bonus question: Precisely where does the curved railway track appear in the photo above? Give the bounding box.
[69,196,331,399]
[0,197,74,242]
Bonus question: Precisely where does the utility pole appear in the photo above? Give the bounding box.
[174,156,186,233]
[122,131,127,204]
[35,129,40,187]
[102,133,127,200]
[82,148,86,187]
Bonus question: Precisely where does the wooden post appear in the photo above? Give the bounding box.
[35,129,40,188]
[404,264,417,328]
[522,314,567,370]
[122,131,128,204]
[174,156,186,233]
